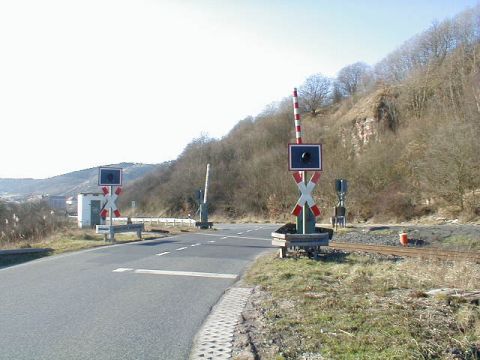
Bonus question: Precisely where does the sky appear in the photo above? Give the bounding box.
[0,0,478,179]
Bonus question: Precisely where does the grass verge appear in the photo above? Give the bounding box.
[241,252,480,359]
[440,235,480,251]
[0,225,192,268]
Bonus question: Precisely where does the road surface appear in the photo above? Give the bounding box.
[0,223,277,360]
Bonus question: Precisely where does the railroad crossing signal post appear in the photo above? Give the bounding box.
[290,88,324,234]
[100,186,122,240]
[98,167,123,242]
[335,179,348,208]
[271,88,331,257]
[289,144,322,234]
[196,164,213,229]
[334,179,348,229]
[297,179,316,234]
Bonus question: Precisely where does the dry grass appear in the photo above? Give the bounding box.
[440,235,480,251]
[242,252,480,359]
[0,225,192,268]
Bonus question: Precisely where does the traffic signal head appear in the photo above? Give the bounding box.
[288,144,322,171]
[98,167,123,186]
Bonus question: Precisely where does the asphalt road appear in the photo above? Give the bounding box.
[0,223,277,360]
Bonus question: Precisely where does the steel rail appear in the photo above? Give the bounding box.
[329,241,480,262]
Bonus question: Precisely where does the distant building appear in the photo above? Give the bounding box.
[44,195,67,210]
[77,193,106,228]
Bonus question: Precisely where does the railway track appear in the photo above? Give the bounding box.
[329,241,480,262]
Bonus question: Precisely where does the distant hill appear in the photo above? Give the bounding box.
[0,162,159,199]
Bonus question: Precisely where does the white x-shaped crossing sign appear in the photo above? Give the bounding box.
[291,171,321,217]
[100,186,122,218]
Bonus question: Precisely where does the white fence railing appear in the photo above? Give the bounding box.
[112,217,196,227]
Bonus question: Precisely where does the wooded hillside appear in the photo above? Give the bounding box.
[121,6,480,222]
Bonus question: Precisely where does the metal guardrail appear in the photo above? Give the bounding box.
[0,248,53,255]
[96,223,144,234]
[112,217,196,227]
[96,223,144,242]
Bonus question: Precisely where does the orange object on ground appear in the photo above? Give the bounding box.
[399,232,408,246]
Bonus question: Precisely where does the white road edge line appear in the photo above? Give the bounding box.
[176,247,188,251]
[134,269,237,279]
[156,252,171,256]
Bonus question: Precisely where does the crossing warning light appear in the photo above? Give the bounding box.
[288,144,322,171]
[98,167,123,186]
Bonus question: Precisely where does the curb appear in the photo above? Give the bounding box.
[190,287,253,359]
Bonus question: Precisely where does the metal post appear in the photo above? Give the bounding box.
[109,185,114,242]
[302,170,307,235]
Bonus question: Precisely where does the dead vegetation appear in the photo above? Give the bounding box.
[120,6,480,223]
[0,201,69,249]
[235,253,480,359]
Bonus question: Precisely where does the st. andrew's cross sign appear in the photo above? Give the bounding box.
[288,143,322,218]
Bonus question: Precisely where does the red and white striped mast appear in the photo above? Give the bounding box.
[293,88,303,145]
[291,88,322,234]
[292,88,308,233]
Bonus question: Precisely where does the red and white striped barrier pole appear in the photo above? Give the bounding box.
[293,88,303,144]
[292,88,308,233]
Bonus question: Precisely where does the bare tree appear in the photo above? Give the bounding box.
[330,80,347,103]
[298,73,331,116]
[419,121,480,211]
[337,62,371,97]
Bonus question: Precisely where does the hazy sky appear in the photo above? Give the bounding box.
[0,0,478,178]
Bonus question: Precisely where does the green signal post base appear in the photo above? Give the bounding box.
[296,207,316,234]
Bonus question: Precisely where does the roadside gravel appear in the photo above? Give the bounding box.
[333,224,480,249]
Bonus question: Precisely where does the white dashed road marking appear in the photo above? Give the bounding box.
[221,237,229,239]
[156,252,170,256]
[209,240,216,243]
[176,247,188,251]
[134,269,237,279]
[191,243,201,247]
[113,268,237,279]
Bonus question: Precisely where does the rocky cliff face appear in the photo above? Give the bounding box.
[340,88,399,151]
[352,117,377,149]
